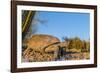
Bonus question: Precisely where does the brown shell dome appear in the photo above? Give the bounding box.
[23,34,60,52]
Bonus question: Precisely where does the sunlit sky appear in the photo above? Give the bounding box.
[32,11,90,41]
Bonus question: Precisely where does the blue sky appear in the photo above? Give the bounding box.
[33,11,90,41]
